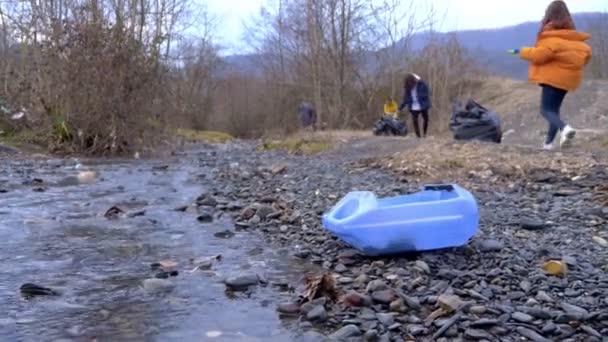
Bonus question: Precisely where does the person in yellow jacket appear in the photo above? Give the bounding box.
[508,0,591,150]
[383,97,398,118]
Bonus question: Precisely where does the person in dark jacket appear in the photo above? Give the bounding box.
[398,73,432,138]
[297,101,317,131]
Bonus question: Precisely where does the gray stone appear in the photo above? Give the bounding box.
[464,328,492,340]
[469,319,500,328]
[366,280,388,293]
[376,313,394,327]
[478,239,504,252]
[328,325,361,340]
[307,305,328,322]
[559,302,588,316]
[224,273,259,290]
[511,312,534,323]
[142,278,175,292]
[363,329,378,341]
[277,303,300,314]
[300,331,330,342]
[334,264,348,273]
[516,327,552,342]
[408,325,426,336]
[536,291,553,302]
[520,218,547,230]
[371,290,395,304]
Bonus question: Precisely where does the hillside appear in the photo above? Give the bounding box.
[412,12,604,79]
[223,12,604,79]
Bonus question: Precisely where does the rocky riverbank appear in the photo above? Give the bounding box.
[195,140,608,341]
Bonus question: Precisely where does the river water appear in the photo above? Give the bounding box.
[0,146,315,341]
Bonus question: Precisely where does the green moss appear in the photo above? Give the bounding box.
[175,129,234,143]
[258,137,333,155]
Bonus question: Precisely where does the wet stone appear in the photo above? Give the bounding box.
[277,303,300,314]
[196,212,213,223]
[224,273,259,290]
[213,230,235,239]
[143,278,175,292]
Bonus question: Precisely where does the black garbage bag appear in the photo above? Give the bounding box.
[372,115,408,136]
[449,100,502,143]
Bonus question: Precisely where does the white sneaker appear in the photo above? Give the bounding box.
[543,143,554,150]
[560,125,576,147]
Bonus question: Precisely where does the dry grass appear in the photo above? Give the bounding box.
[354,139,602,186]
[258,135,334,155]
[175,129,234,144]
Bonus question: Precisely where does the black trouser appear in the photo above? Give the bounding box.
[540,84,568,144]
[410,110,429,138]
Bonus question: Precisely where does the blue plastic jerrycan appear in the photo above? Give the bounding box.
[322,184,479,256]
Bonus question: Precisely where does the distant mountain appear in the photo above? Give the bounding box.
[221,12,604,80]
[410,12,603,79]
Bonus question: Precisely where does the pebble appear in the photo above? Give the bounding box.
[334,264,348,273]
[469,319,500,328]
[478,239,504,252]
[389,298,404,312]
[196,212,213,223]
[376,313,394,327]
[343,290,372,307]
[328,325,361,340]
[511,312,534,323]
[366,279,388,293]
[371,290,395,304]
[464,328,492,340]
[520,218,547,230]
[560,302,588,316]
[224,273,259,290]
[363,329,378,341]
[469,305,487,314]
[142,278,174,292]
[277,303,300,314]
[307,305,328,322]
[536,291,553,302]
[408,325,426,336]
[414,260,430,273]
[516,326,552,342]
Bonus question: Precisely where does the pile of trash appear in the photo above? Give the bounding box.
[372,115,407,137]
[449,99,502,143]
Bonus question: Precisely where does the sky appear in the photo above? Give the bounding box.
[202,0,608,54]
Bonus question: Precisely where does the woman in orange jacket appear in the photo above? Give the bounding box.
[509,0,592,150]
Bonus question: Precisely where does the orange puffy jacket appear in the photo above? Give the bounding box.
[520,29,592,92]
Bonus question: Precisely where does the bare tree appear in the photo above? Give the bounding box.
[587,12,608,78]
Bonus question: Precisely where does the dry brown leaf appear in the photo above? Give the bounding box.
[303,272,339,302]
[542,260,567,276]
